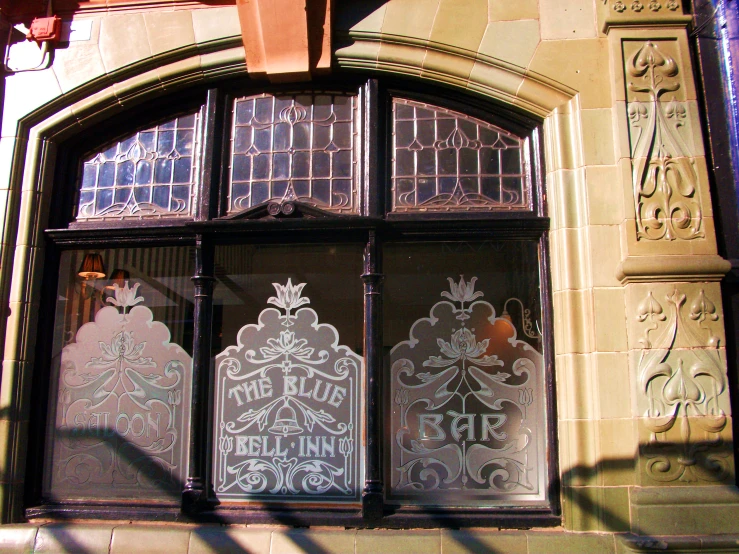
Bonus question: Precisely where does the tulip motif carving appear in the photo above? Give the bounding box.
[636,288,729,482]
[626,41,703,241]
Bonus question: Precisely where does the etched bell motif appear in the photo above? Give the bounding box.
[268,404,303,437]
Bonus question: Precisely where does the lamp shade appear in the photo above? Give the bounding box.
[109,268,130,287]
[77,253,106,280]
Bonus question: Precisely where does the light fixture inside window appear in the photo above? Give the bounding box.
[77,252,106,280]
[107,268,130,288]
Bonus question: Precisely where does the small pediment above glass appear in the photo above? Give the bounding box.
[76,113,200,222]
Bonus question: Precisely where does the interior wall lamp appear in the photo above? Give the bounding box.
[77,252,106,281]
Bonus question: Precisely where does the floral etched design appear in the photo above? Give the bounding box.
[214,280,361,501]
[389,276,546,506]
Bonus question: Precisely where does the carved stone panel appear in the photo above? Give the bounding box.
[628,284,733,484]
[388,276,547,506]
[214,279,362,502]
[624,40,704,242]
[45,282,192,499]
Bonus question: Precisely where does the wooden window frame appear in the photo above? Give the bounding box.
[25,78,560,528]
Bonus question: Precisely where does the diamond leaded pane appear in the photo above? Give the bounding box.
[392,99,529,212]
[76,113,200,221]
[228,93,358,214]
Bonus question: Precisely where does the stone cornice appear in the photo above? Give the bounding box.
[616,255,732,284]
[598,0,692,33]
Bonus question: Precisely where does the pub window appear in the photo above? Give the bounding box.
[30,80,556,526]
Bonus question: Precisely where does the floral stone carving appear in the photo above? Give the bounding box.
[47,283,192,499]
[389,276,547,506]
[626,41,703,241]
[636,287,730,483]
[214,279,361,501]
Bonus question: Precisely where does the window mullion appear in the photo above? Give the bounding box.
[199,88,225,221]
[362,229,384,519]
[183,233,215,511]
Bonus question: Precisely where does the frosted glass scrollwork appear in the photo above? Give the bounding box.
[214,279,362,502]
[46,282,192,500]
[76,113,200,221]
[389,276,547,506]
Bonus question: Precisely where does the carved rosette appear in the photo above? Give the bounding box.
[626,41,703,242]
[633,286,732,483]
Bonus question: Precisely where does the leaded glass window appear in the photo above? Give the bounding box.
[392,99,529,212]
[76,113,200,221]
[228,93,358,214]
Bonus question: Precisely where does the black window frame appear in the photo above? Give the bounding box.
[26,77,560,528]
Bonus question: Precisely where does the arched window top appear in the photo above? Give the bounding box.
[392,98,529,213]
[228,92,358,215]
[76,112,201,222]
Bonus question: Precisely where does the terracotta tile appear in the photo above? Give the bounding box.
[478,20,539,69]
[34,524,113,554]
[98,13,152,73]
[528,39,612,109]
[422,50,474,82]
[189,527,270,554]
[560,419,601,487]
[548,168,587,230]
[488,0,538,21]
[550,227,589,291]
[552,288,594,354]
[540,0,597,40]
[528,531,614,553]
[592,287,628,352]
[429,0,488,52]
[143,11,195,55]
[2,68,62,137]
[192,6,241,44]
[378,42,426,69]
[589,225,623,288]
[585,165,624,226]
[441,530,527,554]
[594,352,631,419]
[271,529,357,554]
[381,0,440,41]
[563,486,601,531]
[110,525,191,554]
[598,419,637,486]
[556,353,595,420]
[467,61,524,105]
[336,1,388,33]
[356,529,440,554]
[601,486,631,533]
[0,524,38,553]
[580,108,616,166]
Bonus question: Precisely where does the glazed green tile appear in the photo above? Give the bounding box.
[381,0,439,41]
[110,526,190,554]
[527,531,614,553]
[429,0,487,52]
[564,486,601,531]
[189,527,270,554]
[441,530,526,554]
[422,50,475,82]
[271,529,356,554]
[601,487,631,532]
[192,7,241,44]
[144,11,195,56]
[0,524,37,554]
[98,14,152,73]
[53,42,105,92]
[34,524,113,554]
[356,529,440,554]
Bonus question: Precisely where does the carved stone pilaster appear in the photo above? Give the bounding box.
[627,283,733,485]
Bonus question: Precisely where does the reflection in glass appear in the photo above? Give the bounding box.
[392,99,529,212]
[212,244,363,502]
[228,93,358,214]
[384,242,547,507]
[76,114,200,221]
[44,248,194,500]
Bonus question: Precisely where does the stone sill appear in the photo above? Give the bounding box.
[1,524,739,553]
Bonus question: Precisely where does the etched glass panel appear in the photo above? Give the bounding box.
[385,241,547,507]
[228,93,358,214]
[44,247,194,500]
[76,113,200,221]
[213,244,363,502]
[392,99,529,212]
